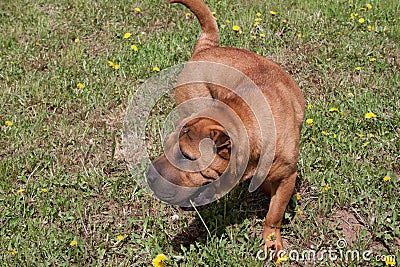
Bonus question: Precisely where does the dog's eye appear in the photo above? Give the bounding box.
[181,150,195,161]
[179,128,190,138]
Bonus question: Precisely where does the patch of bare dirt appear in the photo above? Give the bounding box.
[329,209,365,245]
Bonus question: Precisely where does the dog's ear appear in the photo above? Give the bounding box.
[207,125,231,159]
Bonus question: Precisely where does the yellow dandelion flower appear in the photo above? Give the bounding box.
[297,209,303,216]
[333,133,337,138]
[10,249,17,256]
[35,41,41,46]
[17,189,25,194]
[367,25,375,31]
[359,7,367,11]
[295,193,301,200]
[124,32,131,39]
[77,83,84,89]
[358,133,365,138]
[307,104,313,110]
[251,35,257,39]
[232,25,241,32]
[349,4,354,7]
[384,255,395,266]
[41,188,47,193]
[310,137,316,142]
[365,112,377,119]
[270,11,277,16]
[363,141,370,147]
[266,232,275,241]
[355,66,362,71]
[281,19,287,23]
[350,13,355,19]
[383,176,391,182]
[116,235,125,241]
[329,107,339,112]
[369,57,377,62]
[113,64,120,70]
[152,254,167,267]
[358,17,365,23]
[70,240,78,247]
[297,33,302,38]
[115,90,120,94]
[131,45,138,51]
[276,254,289,264]
[366,4,372,9]
[255,17,263,22]
[306,118,314,125]
[369,133,375,138]
[253,21,260,27]
[323,185,330,191]
[74,38,80,43]
[135,7,141,12]
[108,61,115,67]
[5,120,13,127]
[256,12,262,17]
[321,131,329,136]
[153,67,160,72]
[259,33,265,38]
[43,127,48,132]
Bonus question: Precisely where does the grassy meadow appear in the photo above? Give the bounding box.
[0,0,399,266]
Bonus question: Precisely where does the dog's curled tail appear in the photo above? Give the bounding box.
[169,0,219,55]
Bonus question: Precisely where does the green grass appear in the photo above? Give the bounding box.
[1,0,399,266]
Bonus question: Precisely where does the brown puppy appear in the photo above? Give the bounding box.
[147,0,305,252]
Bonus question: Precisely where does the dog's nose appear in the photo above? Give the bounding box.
[146,164,159,185]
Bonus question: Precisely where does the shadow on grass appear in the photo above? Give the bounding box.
[170,177,302,251]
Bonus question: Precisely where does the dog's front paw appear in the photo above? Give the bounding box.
[261,240,280,251]
[261,230,283,251]
[260,236,286,263]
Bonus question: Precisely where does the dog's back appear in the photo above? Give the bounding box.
[170,0,305,137]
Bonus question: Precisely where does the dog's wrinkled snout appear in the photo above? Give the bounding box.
[146,161,181,204]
